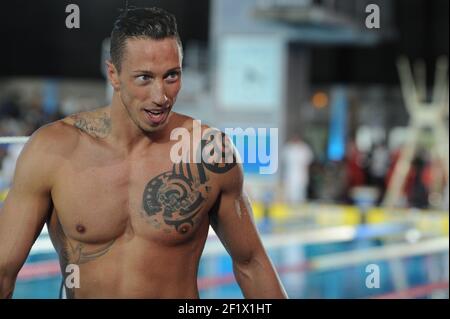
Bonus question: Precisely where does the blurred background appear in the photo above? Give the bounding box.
[0,0,448,299]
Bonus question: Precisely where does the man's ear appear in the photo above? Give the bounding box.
[106,60,120,91]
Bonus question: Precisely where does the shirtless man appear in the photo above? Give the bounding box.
[0,7,287,299]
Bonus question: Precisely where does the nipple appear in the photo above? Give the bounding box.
[76,224,86,234]
[178,224,192,234]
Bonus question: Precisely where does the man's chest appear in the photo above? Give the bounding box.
[50,149,219,244]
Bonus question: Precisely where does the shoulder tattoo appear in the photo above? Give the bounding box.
[71,112,111,138]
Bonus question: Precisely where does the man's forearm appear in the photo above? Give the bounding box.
[0,268,15,299]
[233,256,288,299]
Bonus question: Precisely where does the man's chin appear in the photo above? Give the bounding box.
[140,120,169,134]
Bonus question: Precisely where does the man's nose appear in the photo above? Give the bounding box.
[151,81,169,107]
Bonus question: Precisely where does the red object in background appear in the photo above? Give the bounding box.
[346,142,366,187]
[386,149,435,199]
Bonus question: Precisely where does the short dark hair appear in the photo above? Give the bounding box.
[110,7,182,72]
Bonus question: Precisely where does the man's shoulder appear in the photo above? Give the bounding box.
[61,107,111,139]
[171,112,222,136]
[26,118,82,156]
[171,113,243,189]
[13,120,80,180]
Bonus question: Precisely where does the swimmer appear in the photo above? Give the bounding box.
[0,7,287,299]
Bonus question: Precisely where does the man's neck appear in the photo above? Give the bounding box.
[108,93,169,153]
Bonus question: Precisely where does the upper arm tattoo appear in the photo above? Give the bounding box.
[200,129,237,174]
[234,194,252,220]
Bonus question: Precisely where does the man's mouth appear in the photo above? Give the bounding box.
[143,108,169,125]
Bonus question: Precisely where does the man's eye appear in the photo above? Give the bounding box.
[136,75,151,82]
[166,72,180,82]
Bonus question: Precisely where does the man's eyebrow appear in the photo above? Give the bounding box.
[132,67,181,76]
[132,69,155,75]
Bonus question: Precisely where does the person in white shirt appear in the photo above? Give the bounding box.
[282,134,314,204]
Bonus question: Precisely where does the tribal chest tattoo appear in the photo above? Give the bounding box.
[141,131,236,234]
[142,162,209,234]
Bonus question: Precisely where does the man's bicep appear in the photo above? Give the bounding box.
[210,169,265,264]
[0,137,53,277]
